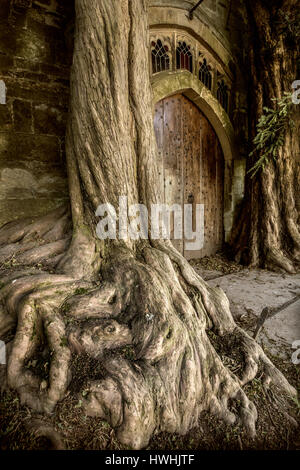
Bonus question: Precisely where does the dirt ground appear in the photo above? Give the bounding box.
[0,253,299,450]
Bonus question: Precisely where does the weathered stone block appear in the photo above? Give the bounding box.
[31,134,63,163]
[232,177,244,196]
[15,28,54,62]
[233,159,246,178]
[0,164,68,199]
[13,98,32,132]
[39,63,70,79]
[33,103,66,136]
[0,197,69,229]
[6,78,69,106]
[54,38,70,66]
[22,71,50,82]
[0,0,10,21]
[13,0,32,9]
[8,10,28,29]
[0,25,17,56]
[0,132,62,164]
[0,54,14,73]
[13,57,40,72]
[0,101,13,130]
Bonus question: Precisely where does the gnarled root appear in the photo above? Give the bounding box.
[1,274,87,413]
[69,245,296,448]
[0,234,297,449]
[0,206,72,269]
[25,418,65,450]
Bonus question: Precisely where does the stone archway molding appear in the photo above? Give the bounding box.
[151,70,237,162]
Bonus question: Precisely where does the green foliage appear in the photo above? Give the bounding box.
[60,336,68,347]
[291,396,300,416]
[74,287,88,295]
[61,302,71,314]
[248,93,294,177]
[30,322,37,341]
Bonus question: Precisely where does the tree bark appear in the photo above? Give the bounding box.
[0,0,297,449]
[229,0,300,273]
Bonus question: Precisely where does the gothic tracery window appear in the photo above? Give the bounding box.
[199,58,212,90]
[149,31,231,115]
[176,41,193,73]
[151,39,170,74]
[217,79,229,112]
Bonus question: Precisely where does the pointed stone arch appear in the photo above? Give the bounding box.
[151,70,237,163]
[151,70,244,242]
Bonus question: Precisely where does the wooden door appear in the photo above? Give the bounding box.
[154,93,224,259]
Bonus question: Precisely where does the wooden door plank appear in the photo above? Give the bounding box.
[154,93,224,259]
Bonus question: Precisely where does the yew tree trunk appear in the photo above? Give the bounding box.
[230,0,300,273]
[0,0,296,450]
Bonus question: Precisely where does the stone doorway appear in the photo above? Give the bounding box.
[154,93,224,259]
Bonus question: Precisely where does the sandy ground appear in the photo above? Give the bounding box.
[194,266,300,360]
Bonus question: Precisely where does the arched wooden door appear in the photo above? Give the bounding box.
[154,93,224,259]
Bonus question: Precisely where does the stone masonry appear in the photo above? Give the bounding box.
[0,0,74,227]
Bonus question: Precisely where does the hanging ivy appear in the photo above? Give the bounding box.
[248,93,294,177]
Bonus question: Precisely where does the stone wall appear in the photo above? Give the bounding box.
[0,0,74,228]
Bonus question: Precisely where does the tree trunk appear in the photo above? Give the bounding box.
[0,0,296,449]
[229,0,300,273]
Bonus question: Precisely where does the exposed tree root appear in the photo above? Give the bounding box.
[0,218,296,449]
[25,418,65,450]
[0,206,71,268]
